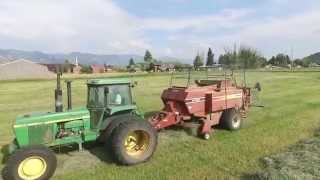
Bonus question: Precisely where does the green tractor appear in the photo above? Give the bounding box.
[3,74,158,180]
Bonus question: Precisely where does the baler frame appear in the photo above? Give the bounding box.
[150,68,252,139]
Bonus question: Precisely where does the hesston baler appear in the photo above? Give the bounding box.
[149,69,253,139]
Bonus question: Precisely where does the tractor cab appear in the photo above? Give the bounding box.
[86,79,136,129]
[87,79,133,108]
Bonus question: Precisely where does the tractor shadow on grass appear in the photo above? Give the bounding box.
[1,144,10,165]
[53,141,114,164]
[144,111,159,120]
[51,141,115,175]
[1,144,10,179]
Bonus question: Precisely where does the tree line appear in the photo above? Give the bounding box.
[128,46,315,72]
[193,46,313,69]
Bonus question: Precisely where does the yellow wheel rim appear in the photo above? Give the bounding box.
[124,130,150,157]
[18,156,47,180]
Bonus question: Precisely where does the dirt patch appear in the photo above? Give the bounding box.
[254,131,320,180]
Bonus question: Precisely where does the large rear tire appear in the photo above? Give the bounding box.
[221,108,242,131]
[111,120,157,165]
[101,114,133,150]
[3,145,57,180]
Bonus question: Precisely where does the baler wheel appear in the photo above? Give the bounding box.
[111,120,157,165]
[3,145,57,180]
[203,133,210,140]
[221,108,242,131]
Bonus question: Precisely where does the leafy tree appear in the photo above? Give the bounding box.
[218,51,236,69]
[144,50,153,62]
[238,47,261,69]
[174,63,193,71]
[293,59,303,67]
[193,54,203,70]
[206,48,215,66]
[63,60,72,73]
[218,46,265,69]
[80,65,92,73]
[268,53,291,67]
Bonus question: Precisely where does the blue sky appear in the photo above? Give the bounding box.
[0,0,319,60]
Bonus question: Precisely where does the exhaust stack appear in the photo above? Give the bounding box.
[55,70,63,112]
[65,80,72,110]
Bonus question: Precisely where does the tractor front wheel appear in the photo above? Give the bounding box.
[3,145,57,180]
[111,120,157,165]
[221,108,242,131]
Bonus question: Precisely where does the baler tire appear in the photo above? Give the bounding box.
[111,120,158,165]
[221,108,242,131]
[3,145,57,180]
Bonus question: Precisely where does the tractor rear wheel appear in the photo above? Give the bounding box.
[221,108,242,131]
[111,120,157,165]
[3,145,57,180]
[101,114,133,150]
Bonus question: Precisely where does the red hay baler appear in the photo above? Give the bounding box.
[149,71,252,139]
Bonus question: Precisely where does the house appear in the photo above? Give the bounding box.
[43,64,76,73]
[105,65,114,72]
[43,64,62,73]
[152,63,175,72]
[73,65,82,74]
[0,59,55,80]
[91,64,105,73]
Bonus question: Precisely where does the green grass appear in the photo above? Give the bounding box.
[1,72,320,180]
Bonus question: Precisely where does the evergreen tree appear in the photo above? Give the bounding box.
[129,58,135,66]
[144,50,153,62]
[206,48,214,66]
[193,54,203,70]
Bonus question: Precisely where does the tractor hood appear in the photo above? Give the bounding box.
[14,108,90,128]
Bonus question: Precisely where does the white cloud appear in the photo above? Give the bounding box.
[0,0,150,54]
[140,9,252,31]
[153,9,320,59]
[214,10,320,58]
[0,0,319,60]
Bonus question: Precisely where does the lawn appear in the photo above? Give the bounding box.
[1,71,320,180]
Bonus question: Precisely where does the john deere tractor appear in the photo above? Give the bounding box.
[3,73,157,180]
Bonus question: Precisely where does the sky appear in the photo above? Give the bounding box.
[0,0,319,60]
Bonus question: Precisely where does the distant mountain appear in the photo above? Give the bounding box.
[0,55,10,64]
[303,52,320,64]
[0,49,143,66]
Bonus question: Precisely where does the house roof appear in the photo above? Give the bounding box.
[91,64,105,69]
[0,59,37,66]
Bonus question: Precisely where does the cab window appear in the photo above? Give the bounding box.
[108,84,132,106]
[87,86,106,108]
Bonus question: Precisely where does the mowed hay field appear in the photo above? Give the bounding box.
[1,72,320,179]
